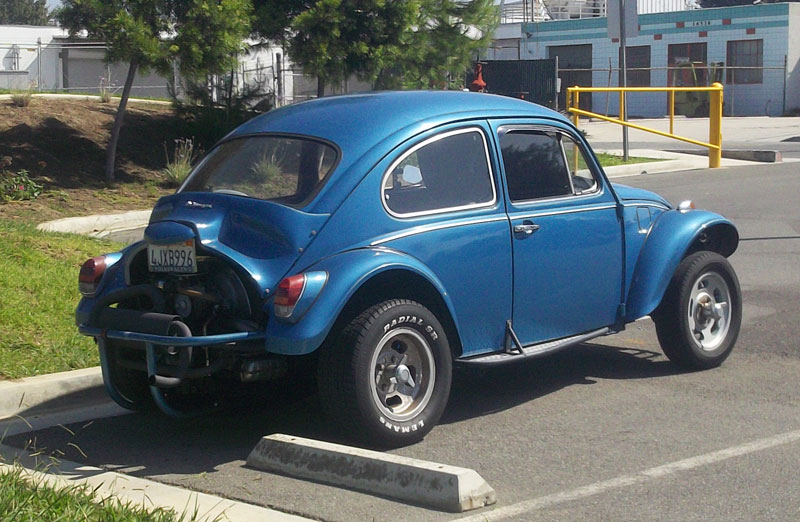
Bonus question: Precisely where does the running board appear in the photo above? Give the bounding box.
[457,327,610,366]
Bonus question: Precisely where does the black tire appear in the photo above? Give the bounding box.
[102,341,155,412]
[653,251,742,370]
[317,299,452,447]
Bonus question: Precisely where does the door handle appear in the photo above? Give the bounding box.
[513,222,540,235]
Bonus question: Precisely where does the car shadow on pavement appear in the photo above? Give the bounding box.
[441,342,681,425]
[3,344,681,478]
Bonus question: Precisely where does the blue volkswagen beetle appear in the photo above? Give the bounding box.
[77,91,741,447]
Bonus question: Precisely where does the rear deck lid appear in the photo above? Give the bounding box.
[146,192,329,293]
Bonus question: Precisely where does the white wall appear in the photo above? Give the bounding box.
[0,25,68,90]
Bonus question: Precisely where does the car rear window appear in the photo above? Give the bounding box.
[180,136,338,207]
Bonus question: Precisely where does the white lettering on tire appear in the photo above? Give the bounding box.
[379,416,425,433]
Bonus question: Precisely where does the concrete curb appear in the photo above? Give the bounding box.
[247,434,497,513]
[0,367,108,421]
[0,93,171,105]
[0,444,311,522]
[665,148,783,163]
[37,210,151,238]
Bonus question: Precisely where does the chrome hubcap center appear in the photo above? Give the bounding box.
[369,327,435,422]
[688,272,731,352]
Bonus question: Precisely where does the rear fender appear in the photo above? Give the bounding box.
[625,209,738,321]
[264,247,458,355]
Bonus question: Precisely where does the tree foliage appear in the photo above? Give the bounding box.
[56,0,253,183]
[385,0,497,89]
[260,0,497,94]
[287,0,414,96]
[251,0,310,43]
[0,0,50,25]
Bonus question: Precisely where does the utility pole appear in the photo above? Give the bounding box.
[620,0,629,161]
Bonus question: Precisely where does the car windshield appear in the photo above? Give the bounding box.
[180,136,338,207]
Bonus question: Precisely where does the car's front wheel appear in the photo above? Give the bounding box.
[318,299,452,447]
[654,251,742,370]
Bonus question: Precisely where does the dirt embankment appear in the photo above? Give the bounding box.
[0,98,187,223]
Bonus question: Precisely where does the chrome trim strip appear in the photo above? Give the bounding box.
[381,127,498,219]
[371,216,507,245]
[511,203,617,221]
[621,202,671,211]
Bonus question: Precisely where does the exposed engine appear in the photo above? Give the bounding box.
[126,246,263,337]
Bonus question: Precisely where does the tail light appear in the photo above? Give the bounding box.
[274,274,307,318]
[79,256,107,296]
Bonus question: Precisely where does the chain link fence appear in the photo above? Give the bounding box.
[555,62,788,117]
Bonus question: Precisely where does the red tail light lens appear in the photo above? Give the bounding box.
[274,274,307,318]
[79,256,107,296]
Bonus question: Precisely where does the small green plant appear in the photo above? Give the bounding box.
[1,169,43,202]
[99,76,112,103]
[10,81,36,107]
[10,90,31,107]
[162,137,197,187]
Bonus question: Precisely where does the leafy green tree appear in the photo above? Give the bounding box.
[287,0,415,97]
[382,0,497,90]
[57,0,252,183]
[0,0,49,25]
[251,0,310,43]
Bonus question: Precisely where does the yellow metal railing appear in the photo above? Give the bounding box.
[566,83,724,168]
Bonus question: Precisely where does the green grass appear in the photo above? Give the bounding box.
[0,219,123,379]
[596,152,663,167]
[0,464,183,521]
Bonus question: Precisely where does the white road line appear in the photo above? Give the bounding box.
[455,429,800,522]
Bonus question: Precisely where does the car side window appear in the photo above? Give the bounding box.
[561,135,599,194]
[500,130,599,202]
[382,128,495,217]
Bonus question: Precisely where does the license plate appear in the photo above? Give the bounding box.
[148,239,197,273]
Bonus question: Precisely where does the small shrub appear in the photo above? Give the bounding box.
[1,169,43,202]
[99,76,112,103]
[11,90,31,107]
[10,81,35,107]
[162,137,198,187]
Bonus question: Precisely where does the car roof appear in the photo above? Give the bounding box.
[226,91,572,213]
[229,90,568,154]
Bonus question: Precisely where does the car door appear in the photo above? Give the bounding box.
[494,122,623,346]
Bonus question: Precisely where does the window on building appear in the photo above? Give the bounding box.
[623,46,651,87]
[726,39,763,85]
[668,43,708,86]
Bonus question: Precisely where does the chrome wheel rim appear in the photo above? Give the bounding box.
[687,271,732,352]
[369,327,435,422]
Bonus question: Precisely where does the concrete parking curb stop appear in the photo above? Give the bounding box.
[0,367,108,421]
[0,444,311,522]
[247,434,497,513]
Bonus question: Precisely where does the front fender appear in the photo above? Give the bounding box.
[625,209,738,320]
[264,247,458,355]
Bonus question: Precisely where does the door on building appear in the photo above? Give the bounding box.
[548,44,592,111]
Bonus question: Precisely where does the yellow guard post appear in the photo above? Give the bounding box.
[567,83,724,168]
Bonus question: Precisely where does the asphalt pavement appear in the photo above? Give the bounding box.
[6,161,800,521]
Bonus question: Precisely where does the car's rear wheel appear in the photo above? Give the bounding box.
[654,251,741,370]
[317,299,452,447]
